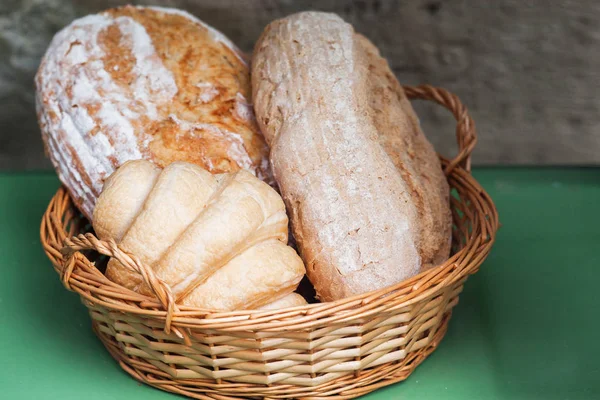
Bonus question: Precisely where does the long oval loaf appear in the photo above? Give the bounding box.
[251,12,452,301]
[36,6,272,220]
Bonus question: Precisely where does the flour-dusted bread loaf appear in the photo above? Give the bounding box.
[92,160,305,311]
[36,6,272,221]
[251,12,452,301]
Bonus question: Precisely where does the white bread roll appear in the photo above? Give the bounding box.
[92,160,305,310]
[258,293,307,310]
[104,162,218,291]
[93,160,160,242]
[155,169,288,300]
[183,240,306,310]
[252,12,452,301]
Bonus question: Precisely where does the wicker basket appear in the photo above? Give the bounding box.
[40,85,498,400]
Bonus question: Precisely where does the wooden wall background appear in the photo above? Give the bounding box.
[1,0,598,169]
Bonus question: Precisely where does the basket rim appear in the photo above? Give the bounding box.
[40,85,499,333]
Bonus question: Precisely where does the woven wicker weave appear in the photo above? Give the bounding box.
[40,85,498,400]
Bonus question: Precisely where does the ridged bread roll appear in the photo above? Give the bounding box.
[258,293,307,310]
[184,241,308,310]
[93,160,160,242]
[92,160,305,311]
[36,6,272,221]
[105,162,220,292]
[251,12,452,301]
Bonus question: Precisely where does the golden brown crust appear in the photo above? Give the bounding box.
[105,6,266,171]
[355,34,452,266]
[36,6,271,220]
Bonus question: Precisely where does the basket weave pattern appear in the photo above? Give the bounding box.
[41,85,498,399]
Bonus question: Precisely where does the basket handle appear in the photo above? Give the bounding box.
[60,233,180,336]
[404,85,477,173]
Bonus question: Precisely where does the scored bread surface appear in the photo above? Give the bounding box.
[36,6,271,220]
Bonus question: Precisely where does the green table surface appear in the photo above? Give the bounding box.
[1,168,599,400]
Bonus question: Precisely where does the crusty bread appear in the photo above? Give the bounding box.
[92,160,305,311]
[251,12,451,301]
[36,6,271,221]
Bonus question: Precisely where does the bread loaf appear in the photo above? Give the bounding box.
[92,160,305,311]
[251,12,452,301]
[36,6,272,221]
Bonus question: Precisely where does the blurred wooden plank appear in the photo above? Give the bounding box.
[1,0,599,169]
